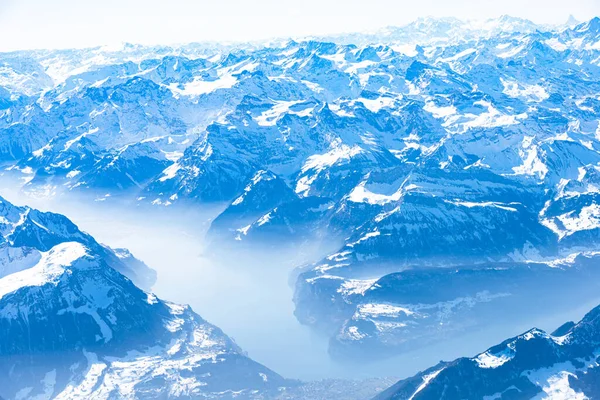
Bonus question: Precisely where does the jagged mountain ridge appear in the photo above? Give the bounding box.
[0,17,594,204]
[0,196,156,290]
[375,300,600,399]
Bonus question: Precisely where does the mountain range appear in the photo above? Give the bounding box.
[2,14,600,398]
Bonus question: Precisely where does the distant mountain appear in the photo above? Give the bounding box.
[375,301,600,399]
[324,15,546,47]
[566,15,581,28]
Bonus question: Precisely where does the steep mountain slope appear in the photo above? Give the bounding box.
[375,301,600,399]
[0,196,291,399]
[0,196,156,290]
[296,251,600,360]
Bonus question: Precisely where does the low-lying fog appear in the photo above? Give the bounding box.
[2,184,600,382]
[0,187,348,380]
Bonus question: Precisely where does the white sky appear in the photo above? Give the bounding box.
[0,0,599,51]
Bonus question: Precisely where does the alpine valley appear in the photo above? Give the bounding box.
[0,195,290,399]
[2,13,600,399]
[0,195,398,399]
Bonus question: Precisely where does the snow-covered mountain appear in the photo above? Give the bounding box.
[0,196,295,399]
[2,17,595,206]
[3,16,600,363]
[323,15,549,47]
[296,251,600,361]
[375,301,600,399]
[0,196,155,290]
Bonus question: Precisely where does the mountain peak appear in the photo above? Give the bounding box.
[566,14,580,28]
[576,16,600,34]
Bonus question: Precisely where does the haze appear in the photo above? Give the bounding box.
[0,0,599,51]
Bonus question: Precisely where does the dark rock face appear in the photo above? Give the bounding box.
[376,302,600,399]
